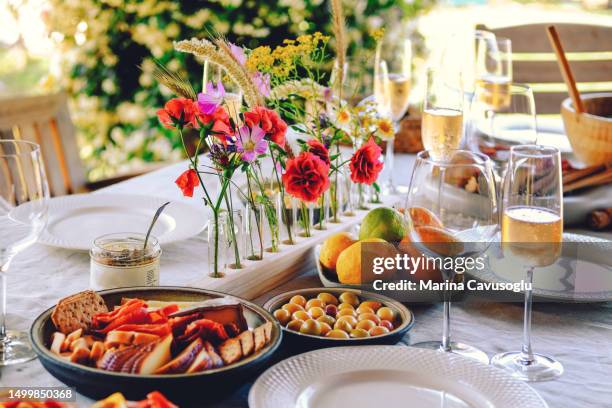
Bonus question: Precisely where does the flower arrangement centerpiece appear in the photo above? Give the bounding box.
[154,36,289,277]
[152,0,391,279]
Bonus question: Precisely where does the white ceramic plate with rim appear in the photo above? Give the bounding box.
[38,194,207,251]
[472,232,612,302]
[249,345,548,408]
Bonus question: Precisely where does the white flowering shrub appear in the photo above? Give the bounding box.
[47,0,423,180]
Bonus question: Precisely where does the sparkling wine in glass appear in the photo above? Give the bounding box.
[469,83,537,181]
[474,36,512,110]
[405,150,498,363]
[0,140,49,365]
[376,35,412,194]
[491,144,564,381]
[422,68,464,162]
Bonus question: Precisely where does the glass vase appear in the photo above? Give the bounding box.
[315,191,330,231]
[264,192,281,252]
[329,171,343,223]
[342,167,356,216]
[357,183,370,210]
[244,202,264,261]
[207,212,229,278]
[226,209,244,269]
[281,193,296,245]
[298,201,312,237]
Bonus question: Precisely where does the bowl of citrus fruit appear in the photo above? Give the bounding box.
[264,288,413,349]
[315,206,457,302]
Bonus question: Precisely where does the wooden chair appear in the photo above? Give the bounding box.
[476,23,612,114]
[0,92,162,196]
[0,93,86,196]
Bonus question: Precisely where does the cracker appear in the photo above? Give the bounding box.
[262,322,272,344]
[253,325,266,352]
[51,290,108,334]
[238,330,254,357]
[218,338,242,365]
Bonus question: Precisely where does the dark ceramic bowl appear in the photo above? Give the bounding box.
[30,286,282,404]
[263,287,414,351]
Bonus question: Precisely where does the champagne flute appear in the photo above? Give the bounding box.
[491,144,564,381]
[203,60,243,122]
[0,140,49,365]
[405,149,498,363]
[422,68,464,162]
[474,36,512,110]
[376,37,412,194]
[469,83,537,180]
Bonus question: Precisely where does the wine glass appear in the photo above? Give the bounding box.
[0,140,49,365]
[422,68,464,162]
[475,36,512,100]
[405,149,498,363]
[469,83,537,181]
[203,60,243,122]
[376,37,412,194]
[491,144,564,381]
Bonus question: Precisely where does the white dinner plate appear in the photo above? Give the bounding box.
[39,194,207,251]
[473,233,612,303]
[249,346,548,408]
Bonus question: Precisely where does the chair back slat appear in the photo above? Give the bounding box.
[492,23,612,53]
[0,93,85,196]
[477,23,612,114]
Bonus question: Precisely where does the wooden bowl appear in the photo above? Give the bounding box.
[30,287,282,403]
[561,93,612,165]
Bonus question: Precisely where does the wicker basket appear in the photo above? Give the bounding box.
[561,93,612,166]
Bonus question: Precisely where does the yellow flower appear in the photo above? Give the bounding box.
[370,28,385,42]
[335,108,351,129]
[376,118,395,140]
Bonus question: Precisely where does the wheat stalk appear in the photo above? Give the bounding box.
[174,38,263,108]
[330,0,346,100]
[149,60,196,100]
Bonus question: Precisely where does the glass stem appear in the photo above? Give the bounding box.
[0,260,9,343]
[441,283,452,352]
[386,137,395,189]
[520,267,535,365]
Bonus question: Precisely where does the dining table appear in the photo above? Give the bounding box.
[1,152,611,408]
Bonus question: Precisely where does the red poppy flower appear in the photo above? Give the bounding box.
[282,152,330,202]
[157,98,198,129]
[349,138,384,185]
[306,139,330,168]
[175,169,199,197]
[196,105,232,136]
[244,106,287,147]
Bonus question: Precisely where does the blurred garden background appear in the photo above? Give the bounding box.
[1,0,610,181]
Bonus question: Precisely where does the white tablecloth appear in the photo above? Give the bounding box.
[1,156,611,408]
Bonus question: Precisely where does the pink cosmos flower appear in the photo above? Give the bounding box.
[229,43,247,66]
[197,81,225,115]
[252,71,271,97]
[235,125,268,162]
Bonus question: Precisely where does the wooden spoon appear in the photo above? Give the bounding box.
[546,25,585,114]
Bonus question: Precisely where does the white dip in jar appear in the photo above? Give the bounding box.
[90,233,161,290]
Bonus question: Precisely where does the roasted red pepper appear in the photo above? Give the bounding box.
[168,313,201,336]
[134,391,179,408]
[92,299,146,329]
[113,323,171,336]
[177,318,229,345]
[147,304,178,324]
[98,307,149,333]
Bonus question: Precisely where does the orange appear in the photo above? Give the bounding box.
[319,232,356,271]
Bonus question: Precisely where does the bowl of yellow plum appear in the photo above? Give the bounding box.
[264,288,414,349]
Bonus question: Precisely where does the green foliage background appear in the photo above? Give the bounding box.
[47,0,426,180]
